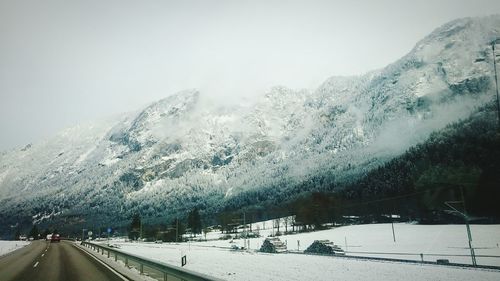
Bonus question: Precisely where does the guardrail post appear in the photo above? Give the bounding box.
[115,253,117,262]
[164,272,167,281]
[125,257,128,267]
[107,250,110,258]
[140,263,144,274]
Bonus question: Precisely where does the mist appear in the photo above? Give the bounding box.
[2,0,500,150]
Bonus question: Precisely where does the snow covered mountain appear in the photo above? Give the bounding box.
[1,16,499,232]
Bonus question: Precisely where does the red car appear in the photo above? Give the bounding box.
[50,234,61,243]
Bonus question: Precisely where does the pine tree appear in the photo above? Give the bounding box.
[187,208,202,235]
[29,225,39,240]
[129,213,141,240]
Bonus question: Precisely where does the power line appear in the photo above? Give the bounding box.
[340,190,428,210]
[340,181,478,210]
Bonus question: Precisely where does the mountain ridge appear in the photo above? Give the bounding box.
[1,15,499,235]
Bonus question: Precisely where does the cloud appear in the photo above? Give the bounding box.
[2,0,500,149]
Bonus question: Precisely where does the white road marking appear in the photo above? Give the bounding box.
[41,253,45,257]
[33,262,39,268]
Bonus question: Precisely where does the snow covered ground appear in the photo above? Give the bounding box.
[231,221,500,266]
[0,240,30,256]
[102,223,500,281]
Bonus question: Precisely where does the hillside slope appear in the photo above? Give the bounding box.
[1,16,500,235]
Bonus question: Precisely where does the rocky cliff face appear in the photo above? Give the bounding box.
[0,16,499,232]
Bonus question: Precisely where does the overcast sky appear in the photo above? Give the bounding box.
[1,0,500,150]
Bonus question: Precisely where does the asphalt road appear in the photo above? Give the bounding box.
[0,240,128,281]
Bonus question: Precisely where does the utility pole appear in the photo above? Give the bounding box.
[491,39,500,130]
[140,220,143,241]
[176,218,179,243]
[391,218,396,243]
[243,212,246,250]
[445,199,477,266]
[391,205,397,243]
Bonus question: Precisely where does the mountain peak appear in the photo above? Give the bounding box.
[1,16,499,233]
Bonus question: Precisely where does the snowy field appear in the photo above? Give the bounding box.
[0,240,30,256]
[228,222,500,266]
[102,223,500,281]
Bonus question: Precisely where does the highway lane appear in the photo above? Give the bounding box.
[0,240,128,281]
[0,240,47,280]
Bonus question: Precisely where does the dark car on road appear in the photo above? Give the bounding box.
[50,234,61,243]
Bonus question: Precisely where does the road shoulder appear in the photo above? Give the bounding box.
[73,242,155,281]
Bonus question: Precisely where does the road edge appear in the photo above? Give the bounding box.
[73,242,154,281]
[0,241,32,260]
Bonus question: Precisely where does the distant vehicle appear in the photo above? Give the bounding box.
[50,234,61,243]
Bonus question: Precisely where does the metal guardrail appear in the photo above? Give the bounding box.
[81,240,500,280]
[81,241,224,281]
[288,250,500,271]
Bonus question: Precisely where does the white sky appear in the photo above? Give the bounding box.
[1,0,500,150]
